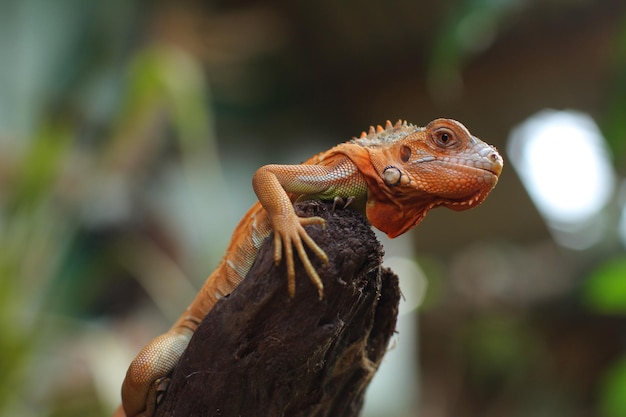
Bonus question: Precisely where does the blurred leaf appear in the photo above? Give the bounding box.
[602,14,626,166]
[583,257,626,314]
[105,46,219,177]
[463,315,533,379]
[428,0,519,100]
[600,354,626,417]
[9,120,72,212]
[0,257,33,414]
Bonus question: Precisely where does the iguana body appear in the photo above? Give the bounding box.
[116,118,503,417]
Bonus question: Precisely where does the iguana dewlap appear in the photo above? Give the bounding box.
[115,118,503,417]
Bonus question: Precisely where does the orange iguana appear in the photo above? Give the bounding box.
[115,118,503,417]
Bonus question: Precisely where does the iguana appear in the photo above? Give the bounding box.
[115,118,503,417]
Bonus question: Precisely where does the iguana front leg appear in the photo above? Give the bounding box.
[252,163,349,298]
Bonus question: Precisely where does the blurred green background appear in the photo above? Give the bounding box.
[2,0,626,416]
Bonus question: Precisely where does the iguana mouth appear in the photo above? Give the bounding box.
[435,152,503,179]
[440,143,504,178]
[482,162,503,177]
[462,164,501,182]
[480,168,501,187]
[453,159,503,177]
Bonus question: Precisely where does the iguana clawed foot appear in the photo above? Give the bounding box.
[272,213,328,299]
[332,195,356,212]
[275,197,356,298]
[142,377,170,417]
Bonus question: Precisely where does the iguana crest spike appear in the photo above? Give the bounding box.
[350,119,420,146]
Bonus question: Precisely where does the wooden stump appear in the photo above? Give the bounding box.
[155,200,401,417]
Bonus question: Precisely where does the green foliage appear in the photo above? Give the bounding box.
[583,257,626,314]
[584,257,626,417]
[0,1,219,415]
[600,355,626,417]
[9,122,73,213]
[602,14,626,166]
[461,314,536,382]
[428,0,519,98]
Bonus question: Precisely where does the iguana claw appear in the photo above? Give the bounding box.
[273,215,328,299]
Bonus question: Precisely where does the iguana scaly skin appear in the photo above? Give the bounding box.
[115,118,503,417]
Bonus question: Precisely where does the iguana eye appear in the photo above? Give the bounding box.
[400,145,411,162]
[433,128,456,147]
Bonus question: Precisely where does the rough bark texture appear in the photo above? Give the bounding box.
[155,200,401,417]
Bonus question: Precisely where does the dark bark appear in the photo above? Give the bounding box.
[155,200,400,417]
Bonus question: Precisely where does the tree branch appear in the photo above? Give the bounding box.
[155,200,400,417]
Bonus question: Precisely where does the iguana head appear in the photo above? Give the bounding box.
[352,118,503,238]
